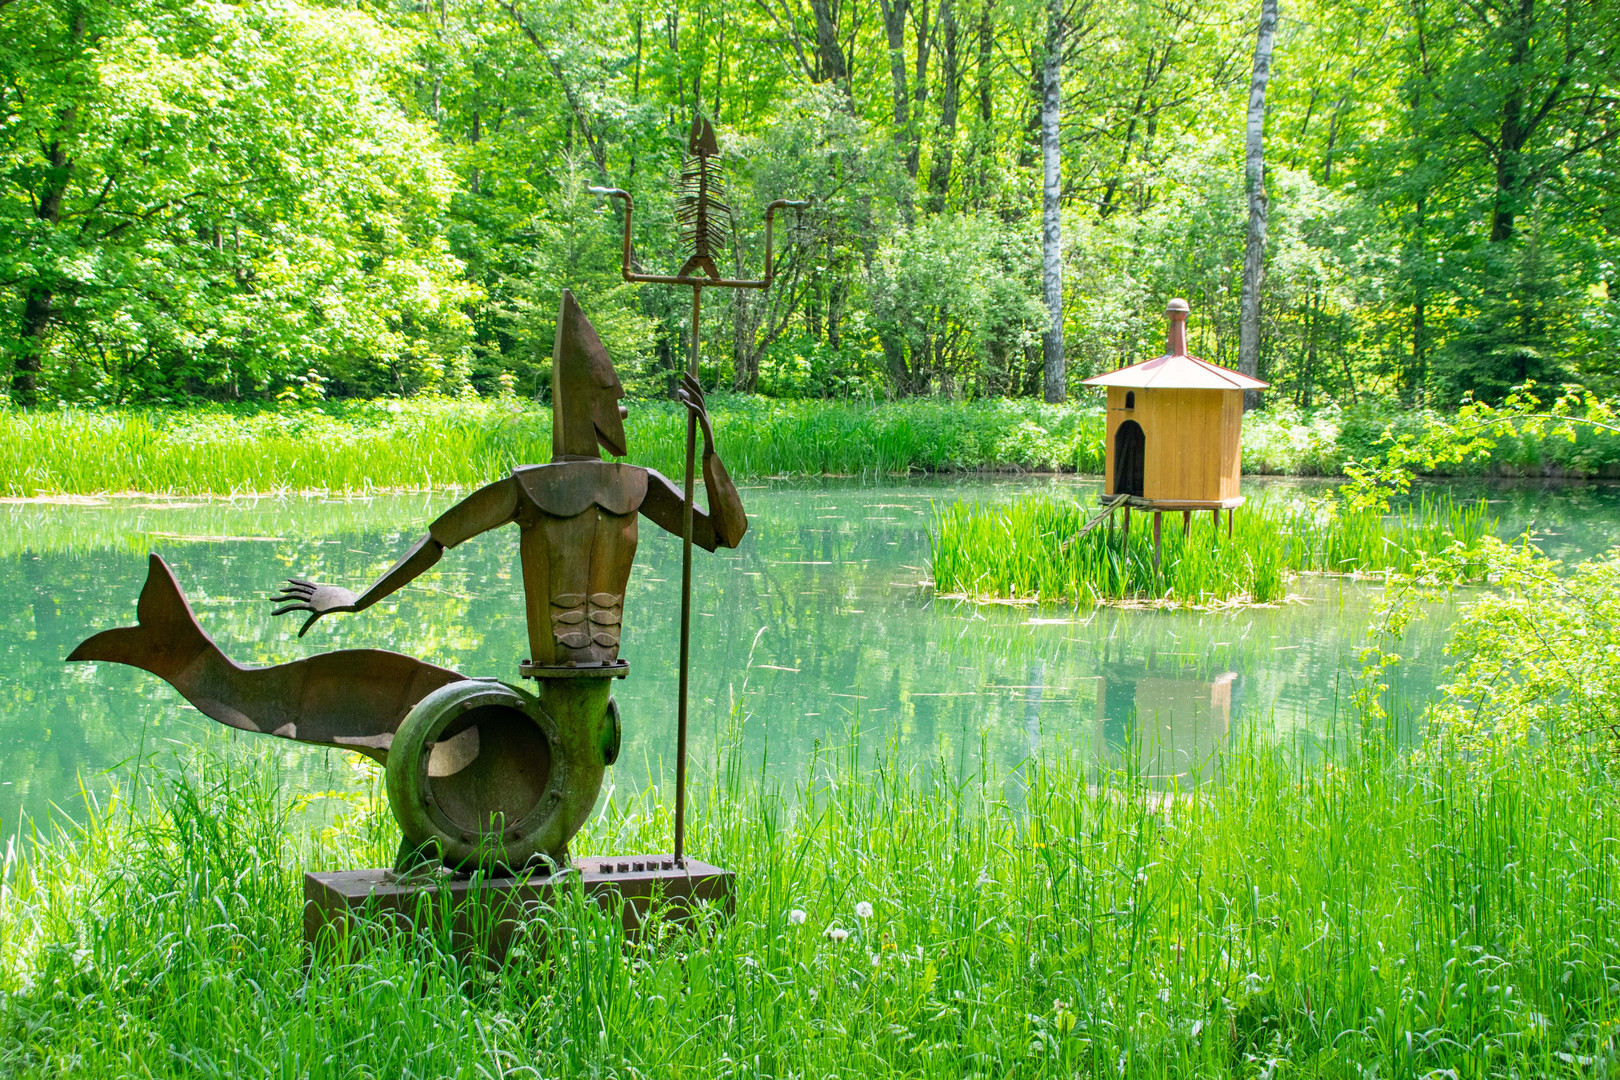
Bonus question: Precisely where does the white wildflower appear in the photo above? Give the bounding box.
[826,927,850,943]
[788,908,807,925]
[854,901,874,918]
[976,870,993,886]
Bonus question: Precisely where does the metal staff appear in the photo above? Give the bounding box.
[590,114,806,865]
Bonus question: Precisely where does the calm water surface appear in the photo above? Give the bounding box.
[4,475,1618,828]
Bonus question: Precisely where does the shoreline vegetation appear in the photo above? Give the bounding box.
[931,494,1496,607]
[3,396,1620,498]
[3,727,1616,1076]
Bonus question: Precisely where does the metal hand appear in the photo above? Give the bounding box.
[271,579,359,637]
[674,373,716,454]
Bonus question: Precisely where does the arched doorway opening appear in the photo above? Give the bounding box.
[1114,420,1145,497]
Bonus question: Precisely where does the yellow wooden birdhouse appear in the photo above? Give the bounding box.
[1083,299,1267,512]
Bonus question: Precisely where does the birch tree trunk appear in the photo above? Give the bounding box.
[1238,0,1277,410]
[1040,0,1065,404]
[926,0,958,213]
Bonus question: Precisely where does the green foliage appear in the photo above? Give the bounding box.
[867,214,1048,396]
[931,493,1494,606]
[1240,404,1349,475]
[4,0,1615,406]
[1428,539,1620,757]
[1334,382,1620,513]
[0,397,1112,495]
[8,390,1620,497]
[6,725,1620,1074]
[1361,537,1620,762]
[0,0,478,404]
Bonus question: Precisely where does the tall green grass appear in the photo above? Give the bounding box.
[7,394,1620,498]
[5,395,1615,496]
[3,726,1616,1076]
[0,397,1107,496]
[931,493,1495,605]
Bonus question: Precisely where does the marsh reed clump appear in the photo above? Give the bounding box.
[930,493,1495,606]
[2,726,1615,1076]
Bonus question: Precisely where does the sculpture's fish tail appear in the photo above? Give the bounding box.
[67,553,215,681]
[68,553,467,761]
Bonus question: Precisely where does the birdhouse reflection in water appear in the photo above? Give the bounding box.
[1095,670,1237,789]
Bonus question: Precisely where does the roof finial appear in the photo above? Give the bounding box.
[1166,299,1190,357]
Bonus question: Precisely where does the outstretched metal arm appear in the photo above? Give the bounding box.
[272,477,520,636]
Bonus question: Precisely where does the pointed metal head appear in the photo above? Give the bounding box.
[687,113,719,157]
[552,290,628,460]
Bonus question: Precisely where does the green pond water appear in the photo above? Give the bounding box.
[3,475,1618,830]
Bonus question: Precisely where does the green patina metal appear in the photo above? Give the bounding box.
[386,677,619,872]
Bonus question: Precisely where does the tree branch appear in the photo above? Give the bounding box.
[501,2,609,181]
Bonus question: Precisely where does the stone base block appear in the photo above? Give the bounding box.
[304,855,733,961]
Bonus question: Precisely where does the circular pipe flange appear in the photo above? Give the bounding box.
[386,679,569,872]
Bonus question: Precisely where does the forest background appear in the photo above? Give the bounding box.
[3,0,1617,412]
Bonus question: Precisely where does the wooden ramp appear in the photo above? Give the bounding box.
[1060,495,1128,551]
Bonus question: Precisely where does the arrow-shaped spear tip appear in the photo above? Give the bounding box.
[687,112,719,157]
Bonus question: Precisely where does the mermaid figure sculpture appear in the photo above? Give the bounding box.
[69,290,748,874]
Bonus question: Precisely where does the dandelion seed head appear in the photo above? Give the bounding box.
[854,901,874,918]
[788,908,807,925]
[826,927,850,943]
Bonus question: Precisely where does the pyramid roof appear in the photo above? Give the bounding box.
[1082,351,1268,391]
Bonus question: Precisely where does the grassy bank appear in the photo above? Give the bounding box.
[2,728,1615,1076]
[3,396,1618,497]
[0,397,1106,496]
[931,493,1495,605]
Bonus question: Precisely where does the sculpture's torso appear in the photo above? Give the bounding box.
[512,461,648,667]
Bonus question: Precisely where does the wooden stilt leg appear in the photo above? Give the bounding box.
[1211,508,1219,539]
[1122,506,1131,547]
[1227,507,1235,538]
[1152,512,1162,570]
[1181,509,1191,537]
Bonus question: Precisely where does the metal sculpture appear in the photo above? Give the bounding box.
[69,289,748,876]
[589,112,805,863]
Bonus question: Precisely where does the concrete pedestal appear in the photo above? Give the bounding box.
[304,855,733,961]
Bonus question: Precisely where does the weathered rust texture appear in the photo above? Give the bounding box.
[305,856,735,962]
[587,113,801,867]
[70,287,749,877]
[68,554,464,763]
